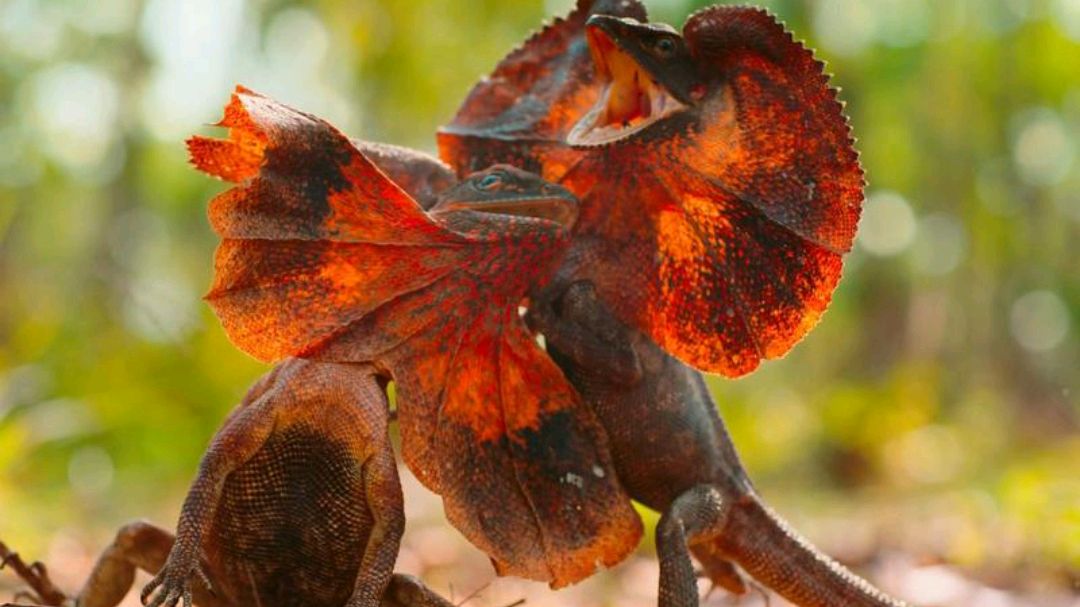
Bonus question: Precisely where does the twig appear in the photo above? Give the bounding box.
[450,578,524,607]
[0,542,65,606]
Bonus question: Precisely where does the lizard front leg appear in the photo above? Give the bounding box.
[530,281,751,600]
[526,281,642,386]
[343,375,403,607]
[656,486,732,607]
[140,389,280,607]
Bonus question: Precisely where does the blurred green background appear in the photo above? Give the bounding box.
[0,0,1077,605]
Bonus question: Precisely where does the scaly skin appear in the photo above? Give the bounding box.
[440,3,865,379]
[438,2,908,605]
[530,282,909,607]
[1,94,632,606]
[189,88,641,589]
[0,359,454,607]
[141,360,408,607]
[350,140,456,210]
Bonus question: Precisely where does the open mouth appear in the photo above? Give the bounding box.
[439,196,578,229]
[567,25,687,147]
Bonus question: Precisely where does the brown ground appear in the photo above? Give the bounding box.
[2,464,1077,607]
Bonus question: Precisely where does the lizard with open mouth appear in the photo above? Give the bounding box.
[439,2,906,606]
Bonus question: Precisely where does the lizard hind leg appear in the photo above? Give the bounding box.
[77,521,181,607]
[691,551,749,599]
[379,575,455,607]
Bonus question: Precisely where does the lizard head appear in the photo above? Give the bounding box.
[430,164,579,229]
[567,14,701,146]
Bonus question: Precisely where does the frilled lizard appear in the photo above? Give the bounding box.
[2,88,638,606]
[1,360,456,607]
[182,88,643,593]
[438,1,909,606]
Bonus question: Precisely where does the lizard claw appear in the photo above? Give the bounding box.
[711,579,769,606]
[747,579,770,607]
[693,555,750,599]
[193,562,215,597]
[691,569,721,604]
[140,558,210,607]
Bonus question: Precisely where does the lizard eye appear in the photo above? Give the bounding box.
[477,173,503,190]
[653,36,677,58]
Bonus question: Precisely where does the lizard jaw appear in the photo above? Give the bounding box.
[436,195,578,229]
[567,25,687,147]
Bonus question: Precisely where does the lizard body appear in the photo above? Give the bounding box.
[185,88,641,591]
[439,2,909,605]
[1,359,453,607]
[532,282,908,606]
[2,97,624,606]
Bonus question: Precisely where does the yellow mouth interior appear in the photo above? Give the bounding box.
[567,28,686,147]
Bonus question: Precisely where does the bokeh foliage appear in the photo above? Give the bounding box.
[0,0,1077,594]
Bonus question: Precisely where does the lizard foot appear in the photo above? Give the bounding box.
[708,578,770,607]
[383,574,454,607]
[0,542,67,606]
[140,558,212,607]
[692,551,748,598]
